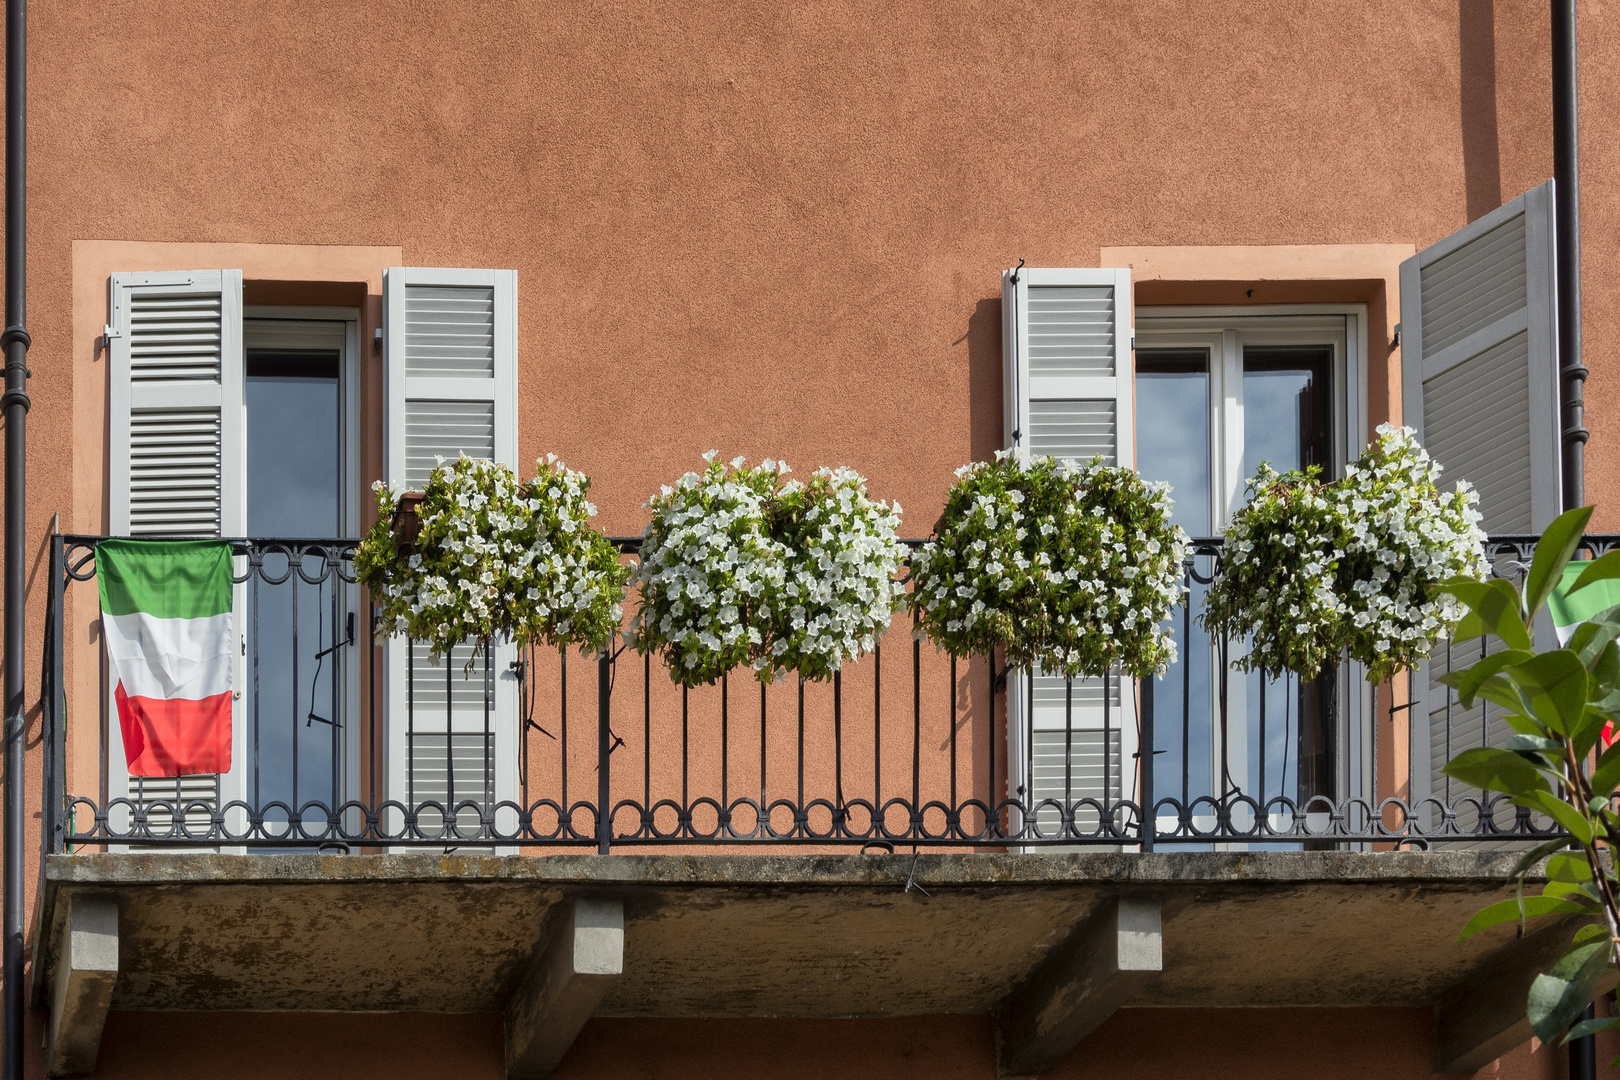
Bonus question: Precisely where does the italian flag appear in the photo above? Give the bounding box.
[98,539,233,777]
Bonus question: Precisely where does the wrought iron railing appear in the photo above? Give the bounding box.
[40,533,1604,853]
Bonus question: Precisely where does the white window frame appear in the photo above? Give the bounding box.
[242,307,365,822]
[1134,305,1374,836]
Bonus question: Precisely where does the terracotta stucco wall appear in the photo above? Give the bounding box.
[5,1,1618,1072]
[76,1010,1566,1079]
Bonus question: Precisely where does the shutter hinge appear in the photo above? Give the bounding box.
[373,327,383,353]
[1391,324,1402,349]
[99,324,120,355]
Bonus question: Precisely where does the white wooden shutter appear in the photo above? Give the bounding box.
[383,268,519,835]
[1001,267,1138,840]
[106,270,245,831]
[1400,181,1561,820]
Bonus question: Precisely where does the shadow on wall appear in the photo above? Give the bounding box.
[964,296,1004,467]
[1460,0,1503,222]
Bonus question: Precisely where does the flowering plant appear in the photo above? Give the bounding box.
[906,453,1187,679]
[1201,464,1347,679]
[629,453,789,687]
[1337,424,1489,682]
[762,467,906,683]
[355,455,629,661]
[1203,424,1488,681]
[630,454,906,686]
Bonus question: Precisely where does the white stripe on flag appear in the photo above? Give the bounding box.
[102,610,232,701]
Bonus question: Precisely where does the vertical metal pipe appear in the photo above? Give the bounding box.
[1139,670,1155,853]
[1553,0,1587,512]
[597,652,610,855]
[2,0,27,1065]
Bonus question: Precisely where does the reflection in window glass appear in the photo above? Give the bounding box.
[245,348,343,816]
[1135,350,1212,534]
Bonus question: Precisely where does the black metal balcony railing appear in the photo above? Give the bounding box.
[39,533,1604,854]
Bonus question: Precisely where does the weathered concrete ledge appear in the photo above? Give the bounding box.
[27,848,1578,1073]
[41,848,1539,889]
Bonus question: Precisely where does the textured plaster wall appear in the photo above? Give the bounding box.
[3,1,1617,1071]
[76,1010,1565,1079]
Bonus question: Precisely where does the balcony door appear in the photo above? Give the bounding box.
[1135,310,1366,832]
[243,314,362,832]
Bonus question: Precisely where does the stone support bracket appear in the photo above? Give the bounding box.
[47,893,119,1077]
[504,894,624,1080]
[996,894,1162,1079]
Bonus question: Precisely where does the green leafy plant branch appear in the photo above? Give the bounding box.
[1440,504,1620,1049]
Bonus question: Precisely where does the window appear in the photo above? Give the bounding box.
[1134,310,1363,822]
[104,267,518,840]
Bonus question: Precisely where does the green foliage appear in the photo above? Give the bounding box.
[629,455,906,687]
[1203,425,1488,682]
[355,455,630,661]
[1441,506,1620,1050]
[905,453,1187,679]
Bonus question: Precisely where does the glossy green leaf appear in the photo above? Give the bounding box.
[1458,895,1590,941]
[1512,837,1582,883]
[1443,748,1552,798]
[1542,880,1597,905]
[1563,1016,1620,1044]
[1529,939,1611,1043]
[1441,650,1533,709]
[1574,922,1609,944]
[1526,507,1596,621]
[1545,852,1593,884]
[1570,550,1620,595]
[1573,707,1612,761]
[1443,578,1532,649]
[1504,733,1561,753]
[1513,790,1596,845]
[1474,674,1535,720]
[1510,650,1591,736]
[1592,640,1620,693]
[1590,741,1620,799]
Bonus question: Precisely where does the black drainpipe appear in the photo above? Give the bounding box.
[1553,3,1596,1076]
[1554,0,1587,514]
[1,0,26,1070]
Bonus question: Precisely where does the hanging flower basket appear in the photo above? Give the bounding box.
[389,491,427,558]
[1202,424,1489,682]
[356,454,629,660]
[628,453,906,687]
[905,453,1188,679]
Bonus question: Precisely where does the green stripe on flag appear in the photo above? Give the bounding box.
[96,540,233,619]
[1549,561,1620,636]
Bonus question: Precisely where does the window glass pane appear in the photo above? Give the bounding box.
[1135,349,1216,811]
[1239,345,1336,825]
[1135,350,1211,534]
[1241,347,1333,480]
[245,346,343,815]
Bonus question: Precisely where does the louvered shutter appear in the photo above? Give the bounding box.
[1001,267,1138,839]
[383,268,520,835]
[106,270,245,833]
[1399,182,1561,819]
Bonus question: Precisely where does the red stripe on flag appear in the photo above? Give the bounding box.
[115,682,232,777]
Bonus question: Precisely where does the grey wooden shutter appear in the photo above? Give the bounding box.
[1400,181,1560,821]
[1399,181,1559,534]
[106,270,245,827]
[383,268,519,831]
[1001,267,1138,839]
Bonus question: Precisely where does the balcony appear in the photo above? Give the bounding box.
[28,533,1604,1077]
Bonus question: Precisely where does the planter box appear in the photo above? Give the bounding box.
[390,492,426,557]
